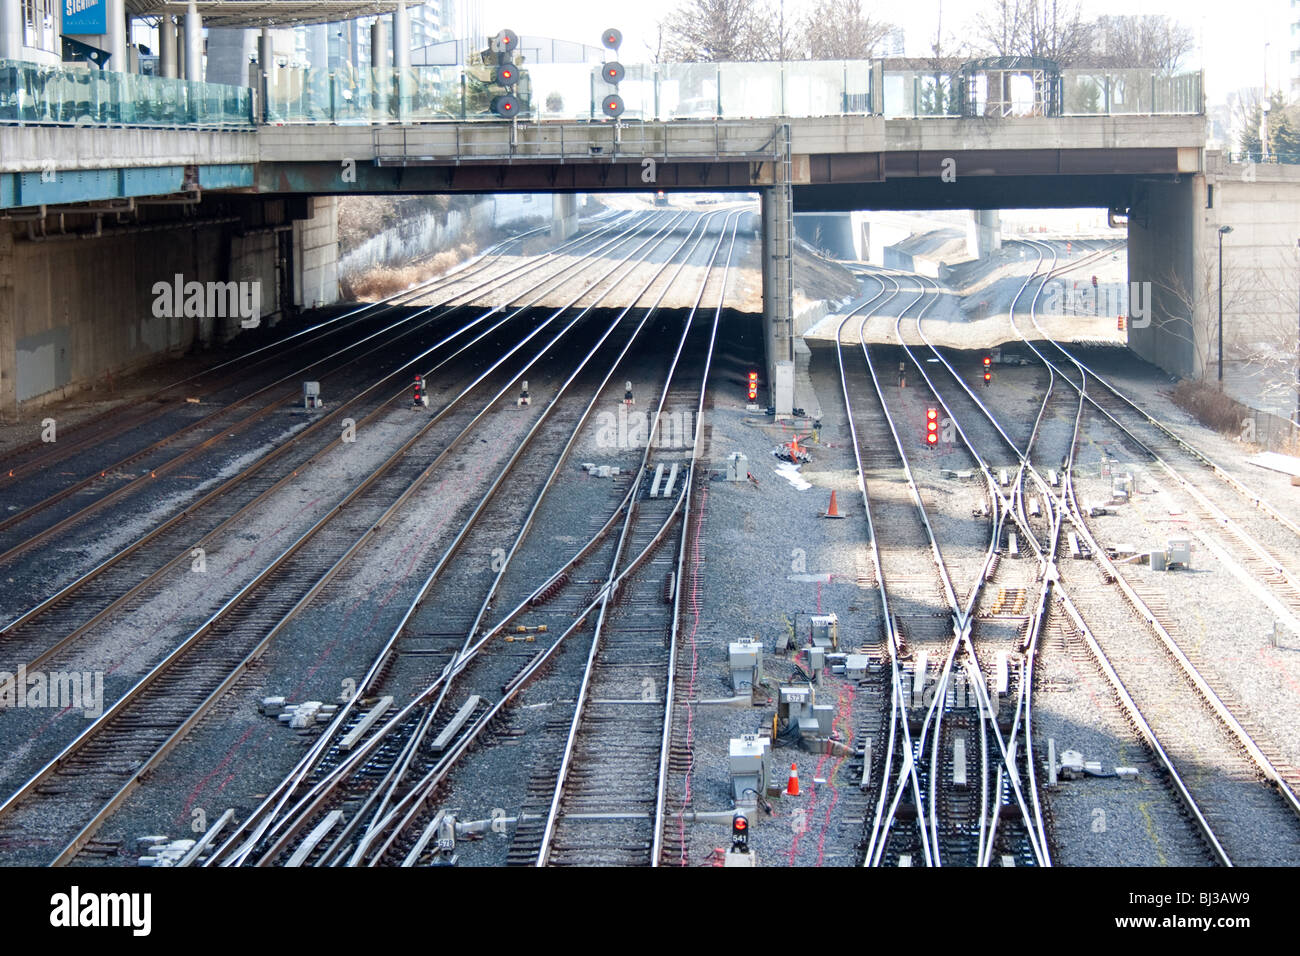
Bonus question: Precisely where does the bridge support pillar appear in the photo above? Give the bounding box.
[0,228,14,421]
[0,0,21,61]
[1127,175,1205,379]
[158,15,177,78]
[183,1,203,82]
[107,0,127,72]
[761,177,794,416]
[551,194,579,241]
[393,3,410,120]
[966,209,1001,258]
[371,18,388,116]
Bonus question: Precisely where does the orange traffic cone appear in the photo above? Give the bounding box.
[786,763,800,796]
[823,489,846,519]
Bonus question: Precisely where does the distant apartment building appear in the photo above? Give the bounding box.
[1293,0,1300,92]
[337,2,452,70]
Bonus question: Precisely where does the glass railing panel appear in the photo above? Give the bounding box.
[717,61,781,118]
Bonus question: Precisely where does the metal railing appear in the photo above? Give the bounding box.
[267,60,1204,125]
[0,59,253,127]
[0,56,1202,130]
[1226,148,1300,165]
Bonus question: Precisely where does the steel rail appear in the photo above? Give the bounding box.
[1005,239,1233,864]
[885,273,1045,867]
[0,214,638,564]
[838,275,931,868]
[328,210,725,868]
[0,212,675,865]
[1013,238,1300,827]
[533,210,745,867]
[210,210,727,866]
[0,221,558,479]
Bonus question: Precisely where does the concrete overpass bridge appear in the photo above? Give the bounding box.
[0,54,1225,417]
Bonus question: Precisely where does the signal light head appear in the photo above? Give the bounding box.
[491,93,521,117]
[602,28,623,50]
[983,356,991,367]
[984,371,992,382]
[732,810,750,850]
[603,61,625,85]
[926,408,937,421]
[495,28,518,52]
[601,93,625,118]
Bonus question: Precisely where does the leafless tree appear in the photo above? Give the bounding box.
[1022,0,1089,63]
[1230,242,1300,409]
[797,0,893,60]
[1088,15,1195,71]
[972,0,1089,65]
[921,0,968,114]
[660,0,781,62]
[973,0,1028,57]
[644,23,665,64]
[1154,244,1255,383]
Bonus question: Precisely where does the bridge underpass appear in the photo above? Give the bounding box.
[1,99,1222,419]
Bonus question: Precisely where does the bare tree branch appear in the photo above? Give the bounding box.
[660,0,781,62]
[797,0,893,60]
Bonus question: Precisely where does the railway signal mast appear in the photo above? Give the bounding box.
[725,809,756,866]
[600,28,625,124]
[488,29,521,118]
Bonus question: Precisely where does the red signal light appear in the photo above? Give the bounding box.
[984,371,992,382]
[983,356,991,368]
[732,810,750,851]
[926,407,938,445]
[747,370,758,401]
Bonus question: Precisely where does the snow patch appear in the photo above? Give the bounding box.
[773,461,812,491]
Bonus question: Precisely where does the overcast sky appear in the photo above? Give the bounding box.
[466,0,1289,103]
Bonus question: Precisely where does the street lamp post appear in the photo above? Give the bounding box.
[1218,224,1232,385]
[1295,239,1300,425]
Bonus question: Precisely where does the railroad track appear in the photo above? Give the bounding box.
[535,212,741,867]
[0,212,684,865]
[884,272,1047,867]
[835,274,1003,867]
[193,209,744,868]
[1003,238,1300,864]
[0,216,640,594]
[907,245,1221,866]
[0,216,675,803]
[0,219,571,484]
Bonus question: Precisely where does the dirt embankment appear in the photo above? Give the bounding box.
[338,194,556,301]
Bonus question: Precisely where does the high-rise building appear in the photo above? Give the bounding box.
[1291,0,1300,93]
[335,3,452,70]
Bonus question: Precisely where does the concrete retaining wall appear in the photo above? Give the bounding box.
[337,194,547,281]
[0,195,339,418]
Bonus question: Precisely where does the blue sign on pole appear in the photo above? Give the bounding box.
[63,0,108,35]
